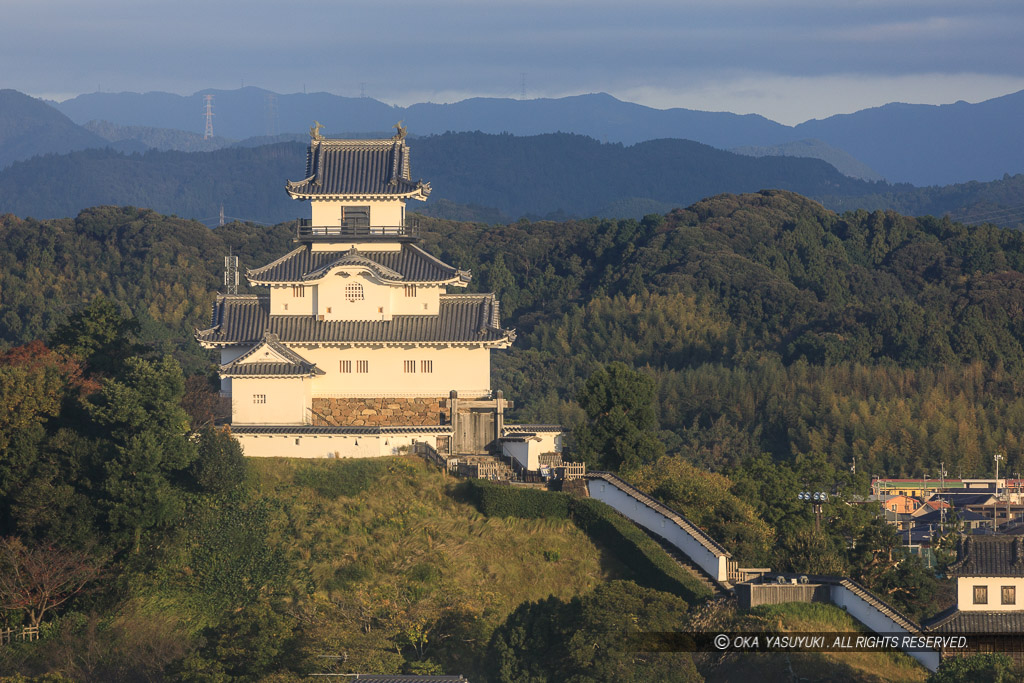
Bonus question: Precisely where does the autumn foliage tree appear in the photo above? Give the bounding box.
[0,536,102,628]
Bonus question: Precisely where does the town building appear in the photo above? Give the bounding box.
[196,123,562,461]
[925,535,1024,665]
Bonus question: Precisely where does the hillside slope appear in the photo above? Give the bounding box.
[0,89,109,168]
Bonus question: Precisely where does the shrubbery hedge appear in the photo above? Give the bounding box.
[458,480,712,602]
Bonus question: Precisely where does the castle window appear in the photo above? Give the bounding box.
[1003,586,1016,605]
[404,360,416,373]
[404,284,417,297]
[253,394,266,404]
[340,206,370,227]
[421,360,433,373]
[345,283,364,302]
[356,360,368,373]
[974,585,989,604]
[292,285,305,297]
[340,360,351,373]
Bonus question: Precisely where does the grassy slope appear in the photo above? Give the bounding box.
[237,456,606,675]
[705,602,926,683]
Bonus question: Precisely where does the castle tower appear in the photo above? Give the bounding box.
[196,123,516,458]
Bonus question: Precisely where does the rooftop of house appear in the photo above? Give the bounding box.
[195,293,514,348]
[925,606,1024,633]
[948,535,1024,577]
[285,131,430,200]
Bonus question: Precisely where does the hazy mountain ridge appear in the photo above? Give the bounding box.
[0,132,879,224]
[51,86,1024,185]
[0,89,110,168]
[731,139,884,182]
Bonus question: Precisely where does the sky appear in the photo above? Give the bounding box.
[5,0,1024,125]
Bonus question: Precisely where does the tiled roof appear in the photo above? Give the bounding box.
[949,535,1024,577]
[926,608,1024,634]
[231,425,453,435]
[248,244,469,285]
[285,138,430,199]
[195,293,514,347]
[220,333,324,377]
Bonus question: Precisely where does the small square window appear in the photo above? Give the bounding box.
[253,394,266,404]
[974,585,989,605]
[326,307,332,314]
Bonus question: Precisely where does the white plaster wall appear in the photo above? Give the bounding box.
[235,432,433,459]
[231,377,310,425]
[317,271,391,320]
[829,585,940,672]
[310,199,404,228]
[503,441,533,470]
[586,478,727,581]
[219,346,248,394]
[311,242,402,253]
[957,576,1024,611]
[270,284,316,315]
[301,345,491,396]
[390,284,441,316]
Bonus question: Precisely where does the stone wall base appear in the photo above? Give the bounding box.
[311,397,448,426]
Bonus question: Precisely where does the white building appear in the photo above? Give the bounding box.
[197,125,521,459]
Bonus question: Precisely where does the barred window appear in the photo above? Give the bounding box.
[340,360,352,373]
[404,360,416,373]
[253,394,266,404]
[404,284,417,297]
[292,285,305,297]
[345,283,364,302]
[356,360,368,373]
[421,360,433,373]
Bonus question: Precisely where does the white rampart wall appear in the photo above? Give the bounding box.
[829,584,940,672]
[234,432,433,459]
[586,478,728,582]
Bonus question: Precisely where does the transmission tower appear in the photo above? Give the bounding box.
[224,251,239,295]
[203,94,215,139]
[219,204,225,227]
[264,93,278,136]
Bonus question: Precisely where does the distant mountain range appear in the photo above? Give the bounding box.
[47,86,1024,186]
[0,133,882,224]
[4,87,1024,227]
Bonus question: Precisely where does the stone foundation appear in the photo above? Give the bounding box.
[311,397,448,426]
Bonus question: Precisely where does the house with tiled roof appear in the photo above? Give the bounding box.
[196,124,540,459]
[924,535,1024,665]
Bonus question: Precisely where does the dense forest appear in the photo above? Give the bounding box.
[2,192,1022,679]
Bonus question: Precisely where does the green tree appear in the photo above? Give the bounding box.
[190,427,247,494]
[85,356,196,553]
[927,653,1016,683]
[574,362,665,471]
[488,580,701,683]
[51,297,141,375]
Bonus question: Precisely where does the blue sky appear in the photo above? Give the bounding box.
[7,0,1024,125]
